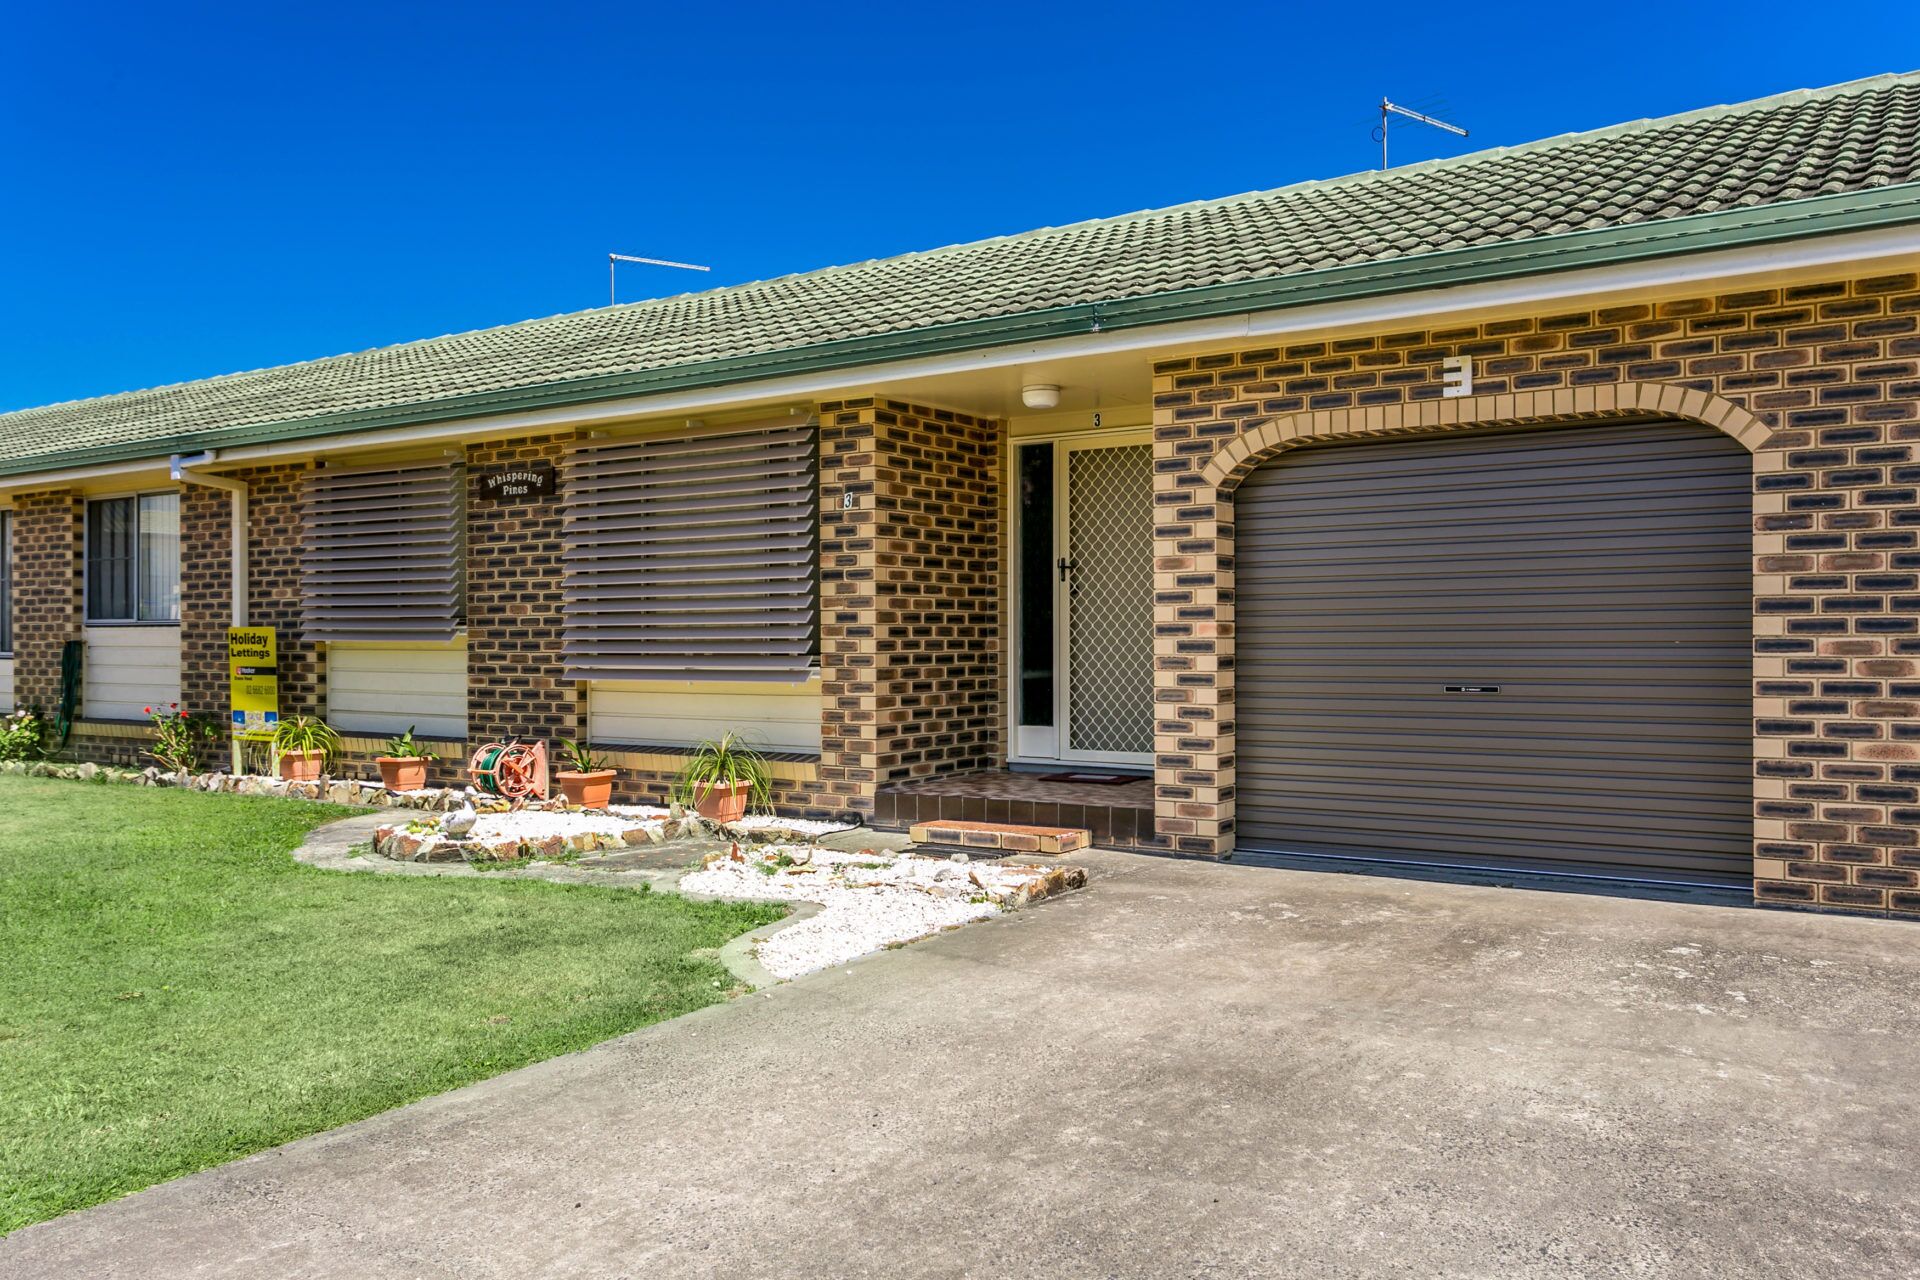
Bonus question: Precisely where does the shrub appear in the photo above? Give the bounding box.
[144,703,222,774]
[381,726,434,760]
[272,715,341,766]
[670,731,772,811]
[556,737,609,773]
[0,708,49,763]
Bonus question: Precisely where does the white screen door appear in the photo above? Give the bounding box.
[1060,440,1155,764]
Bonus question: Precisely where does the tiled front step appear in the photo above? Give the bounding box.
[908,820,1091,855]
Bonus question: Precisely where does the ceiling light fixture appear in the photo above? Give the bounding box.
[1021,384,1062,410]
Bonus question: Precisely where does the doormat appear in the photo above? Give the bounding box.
[1037,772,1147,786]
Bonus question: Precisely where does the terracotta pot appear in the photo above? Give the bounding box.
[376,756,430,791]
[693,780,751,825]
[556,769,617,810]
[278,750,326,782]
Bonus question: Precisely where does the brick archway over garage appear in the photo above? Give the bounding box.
[1198,383,1769,491]
[1154,382,1770,868]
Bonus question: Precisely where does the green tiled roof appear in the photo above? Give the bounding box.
[4,72,1919,476]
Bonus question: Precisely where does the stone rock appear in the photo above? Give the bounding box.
[325,782,355,805]
[443,806,479,838]
[620,825,657,846]
[384,831,427,859]
[418,837,463,862]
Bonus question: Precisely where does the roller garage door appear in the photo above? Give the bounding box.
[1234,420,1752,881]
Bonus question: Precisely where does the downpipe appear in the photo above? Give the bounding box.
[168,451,248,627]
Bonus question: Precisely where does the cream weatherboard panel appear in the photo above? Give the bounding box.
[587,679,821,753]
[327,639,469,740]
[82,626,181,721]
[0,659,13,712]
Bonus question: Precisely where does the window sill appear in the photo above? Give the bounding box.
[82,620,182,629]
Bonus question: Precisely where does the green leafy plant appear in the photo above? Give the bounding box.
[271,714,341,765]
[381,726,434,760]
[143,703,221,774]
[557,737,610,773]
[670,731,772,811]
[0,708,49,763]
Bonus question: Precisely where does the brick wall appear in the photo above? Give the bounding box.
[178,463,324,722]
[178,483,231,715]
[1150,270,1920,917]
[819,398,1003,812]
[8,489,81,714]
[605,760,830,816]
[464,434,580,748]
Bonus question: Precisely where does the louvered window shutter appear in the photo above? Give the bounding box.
[563,421,818,682]
[301,459,464,641]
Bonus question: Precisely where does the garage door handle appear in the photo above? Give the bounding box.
[1444,685,1501,694]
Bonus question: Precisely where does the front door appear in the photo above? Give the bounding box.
[1013,435,1155,767]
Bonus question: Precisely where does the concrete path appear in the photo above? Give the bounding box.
[6,850,1919,1278]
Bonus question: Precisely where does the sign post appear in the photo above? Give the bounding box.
[227,626,280,774]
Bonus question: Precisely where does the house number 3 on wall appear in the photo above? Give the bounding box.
[842,492,856,510]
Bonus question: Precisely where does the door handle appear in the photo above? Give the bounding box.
[1057,557,1077,583]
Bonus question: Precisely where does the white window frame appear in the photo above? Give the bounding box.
[84,490,182,626]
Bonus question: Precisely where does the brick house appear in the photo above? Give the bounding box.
[3,74,1920,915]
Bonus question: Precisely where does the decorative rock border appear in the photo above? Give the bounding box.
[0,759,472,810]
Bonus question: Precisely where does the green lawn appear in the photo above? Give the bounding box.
[0,775,783,1235]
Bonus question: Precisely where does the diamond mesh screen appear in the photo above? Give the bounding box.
[1067,444,1156,754]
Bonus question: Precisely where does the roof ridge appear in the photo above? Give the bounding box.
[4,70,1916,426]
[678,70,1920,296]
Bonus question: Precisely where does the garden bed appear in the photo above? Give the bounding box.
[682,841,1086,979]
[367,799,1088,980]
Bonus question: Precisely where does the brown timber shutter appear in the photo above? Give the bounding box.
[562,420,818,682]
[301,459,464,641]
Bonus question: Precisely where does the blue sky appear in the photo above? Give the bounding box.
[1,2,1914,412]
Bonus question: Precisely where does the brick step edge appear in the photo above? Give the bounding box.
[908,819,1091,854]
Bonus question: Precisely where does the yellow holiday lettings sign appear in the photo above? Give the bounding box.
[228,626,280,742]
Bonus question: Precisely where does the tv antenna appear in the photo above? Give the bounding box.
[1374,99,1468,169]
[609,252,711,305]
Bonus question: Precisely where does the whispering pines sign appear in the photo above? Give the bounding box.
[479,462,557,502]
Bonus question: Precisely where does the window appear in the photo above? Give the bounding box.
[87,493,180,622]
[0,510,12,652]
[563,421,819,682]
[301,460,464,641]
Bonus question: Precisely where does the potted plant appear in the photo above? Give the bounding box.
[272,714,340,782]
[671,731,771,825]
[375,726,435,791]
[555,738,617,809]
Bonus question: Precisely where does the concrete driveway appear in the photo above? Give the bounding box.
[6,849,1919,1279]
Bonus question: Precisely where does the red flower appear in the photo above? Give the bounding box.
[143,706,153,715]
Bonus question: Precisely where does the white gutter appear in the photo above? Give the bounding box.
[169,451,248,627]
